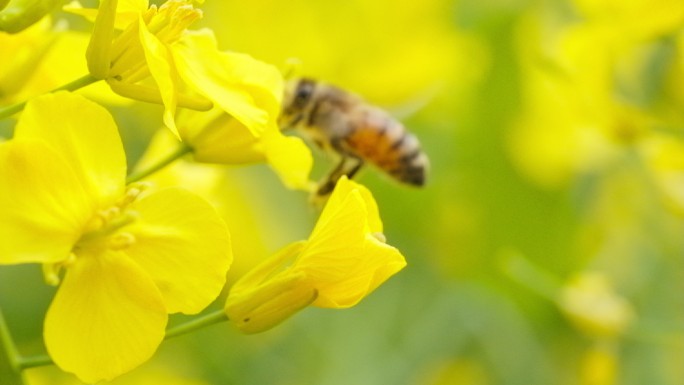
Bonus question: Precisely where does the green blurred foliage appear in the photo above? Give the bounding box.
[1,0,683,384]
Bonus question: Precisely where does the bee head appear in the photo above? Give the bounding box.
[279,78,316,130]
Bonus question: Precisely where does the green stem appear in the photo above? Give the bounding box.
[126,142,194,184]
[16,354,52,370]
[0,309,21,372]
[17,309,229,370]
[52,74,101,93]
[0,74,100,120]
[165,310,228,340]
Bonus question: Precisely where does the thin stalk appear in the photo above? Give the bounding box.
[0,309,21,371]
[165,310,228,340]
[0,74,100,120]
[52,74,100,93]
[17,309,229,370]
[16,354,52,370]
[126,142,194,184]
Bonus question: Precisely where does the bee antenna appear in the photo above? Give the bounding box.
[282,58,303,80]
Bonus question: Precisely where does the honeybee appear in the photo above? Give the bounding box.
[279,78,429,196]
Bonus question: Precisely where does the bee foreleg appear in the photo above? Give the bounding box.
[343,158,363,179]
[316,156,364,197]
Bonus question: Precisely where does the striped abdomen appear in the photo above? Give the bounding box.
[339,110,428,186]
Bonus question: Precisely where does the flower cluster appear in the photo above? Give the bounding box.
[510,0,684,195]
[0,1,407,383]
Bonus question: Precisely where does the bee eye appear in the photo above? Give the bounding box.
[295,88,310,104]
[293,80,314,107]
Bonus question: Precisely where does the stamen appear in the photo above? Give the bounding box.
[98,206,121,225]
[78,209,139,245]
[109,232,136,250]
[118,182,151,207]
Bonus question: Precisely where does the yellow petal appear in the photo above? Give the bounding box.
[44,250,167,383]
[64,0,148,29]
[116,0,148,13]
[172,30,283,136]
[182,109,265,164]
[229,241,306,296]
[330,176,382,233]
[262,129,313,190]
[15,92,126,207]
[125,187,232,314]
[138,15,179,137]
[85,0,117,78]
[180,105,311,190]
[305,189,367,254]
[312,237,405,308]
[0,141,92,264]
[298,187,406,308]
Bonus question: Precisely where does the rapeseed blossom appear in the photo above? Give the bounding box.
[0,92,232,383]
[510,1,684,189]
[68,0,282,139]
[225,176,406,333]
[559,272,634,339]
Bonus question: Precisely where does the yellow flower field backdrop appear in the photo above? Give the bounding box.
[1,0,682,384]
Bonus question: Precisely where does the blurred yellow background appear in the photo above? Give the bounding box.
[1,0,683,384]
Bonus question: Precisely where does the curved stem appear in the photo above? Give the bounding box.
[16,354,52,370]
[0,74,100,120]
[165,310,228,340]
[52,74,100,93]
[17,309,229,370]
[0,309,21,372]
[126,142,194,184]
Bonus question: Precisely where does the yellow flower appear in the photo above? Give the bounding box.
[67,0,283,139]
[558,272,634,339]
[0,92,232,383]
[509,9,671,188]
[176,106,313,190]
[225,176,406,334]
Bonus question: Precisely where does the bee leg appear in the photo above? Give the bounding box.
[316,157,364,197]
[343,157,364,179]
[316,158,348,197]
